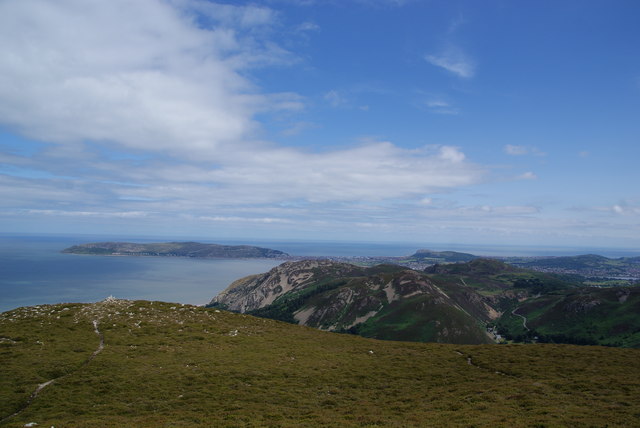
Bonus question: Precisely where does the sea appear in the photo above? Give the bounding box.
[0,235,284,313]
[1,234,638,313]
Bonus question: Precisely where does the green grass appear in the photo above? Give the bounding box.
[2,300,640,427]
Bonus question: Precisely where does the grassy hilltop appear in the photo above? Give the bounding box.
[2,299,640,427]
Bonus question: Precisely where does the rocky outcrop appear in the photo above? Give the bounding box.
[291,269,463,332]
[209,260,495,345]
[208,260,366,312]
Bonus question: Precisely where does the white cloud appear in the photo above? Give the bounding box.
[296,21,320,32]
[425,16,475,80]
[437,146,466,163]
[148,142,483,204]
[1,138,486,212]
[504,145,529,156]
[325,85,386,110]
[426,100,450,108]
[504,145,546,156]
[196,215,292,224]
[174,0,278,30]
[353,0,413,7]
[324,90,347,107]
[0,0,292,161]
[422,203,539,217]
[25,209,150,218]
[425,48,475,78]
[281,0,412,7]
[425,99,459,115]
[281,121,316,136]
[611,204,640,216]
[517,172,537,180]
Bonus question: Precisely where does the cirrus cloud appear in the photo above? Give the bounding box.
[504,145,546,157]
[425,47,475,79]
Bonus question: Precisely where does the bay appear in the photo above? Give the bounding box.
[0,236,282,313]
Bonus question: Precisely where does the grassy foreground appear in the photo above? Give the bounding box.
[1,299,639,427]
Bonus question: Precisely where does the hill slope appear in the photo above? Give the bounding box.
[1,299,640,427]
[211,260,511,345]
[424,258,577,311]
[497,286,640,346]
[211,258,640,348]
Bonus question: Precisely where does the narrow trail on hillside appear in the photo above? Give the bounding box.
[511,307,530,331]
[0,320,105,424]
[90,320,105,359]
[454,350,509,377]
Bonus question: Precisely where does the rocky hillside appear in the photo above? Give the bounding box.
[209,258,640,347]
[209,260,367,313]
[2,299,640,427]
[210,260,498,344]
[62,241,289,258]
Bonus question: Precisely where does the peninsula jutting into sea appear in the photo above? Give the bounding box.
[62,241,289,259]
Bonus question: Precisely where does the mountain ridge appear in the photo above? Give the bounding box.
[210,258,640,347]
[209,259,514,344]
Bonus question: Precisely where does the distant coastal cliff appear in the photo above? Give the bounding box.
[62,241,289,259]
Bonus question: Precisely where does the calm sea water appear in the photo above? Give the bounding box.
[0,236,283,313]
[2,235,637,313]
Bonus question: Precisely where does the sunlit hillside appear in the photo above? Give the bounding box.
[1,298,639,427]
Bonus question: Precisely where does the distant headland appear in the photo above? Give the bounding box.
[62,241,289,259]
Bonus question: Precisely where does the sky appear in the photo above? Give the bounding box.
[0,0,639,250]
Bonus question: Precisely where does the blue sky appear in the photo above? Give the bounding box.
[0,0,639,250]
